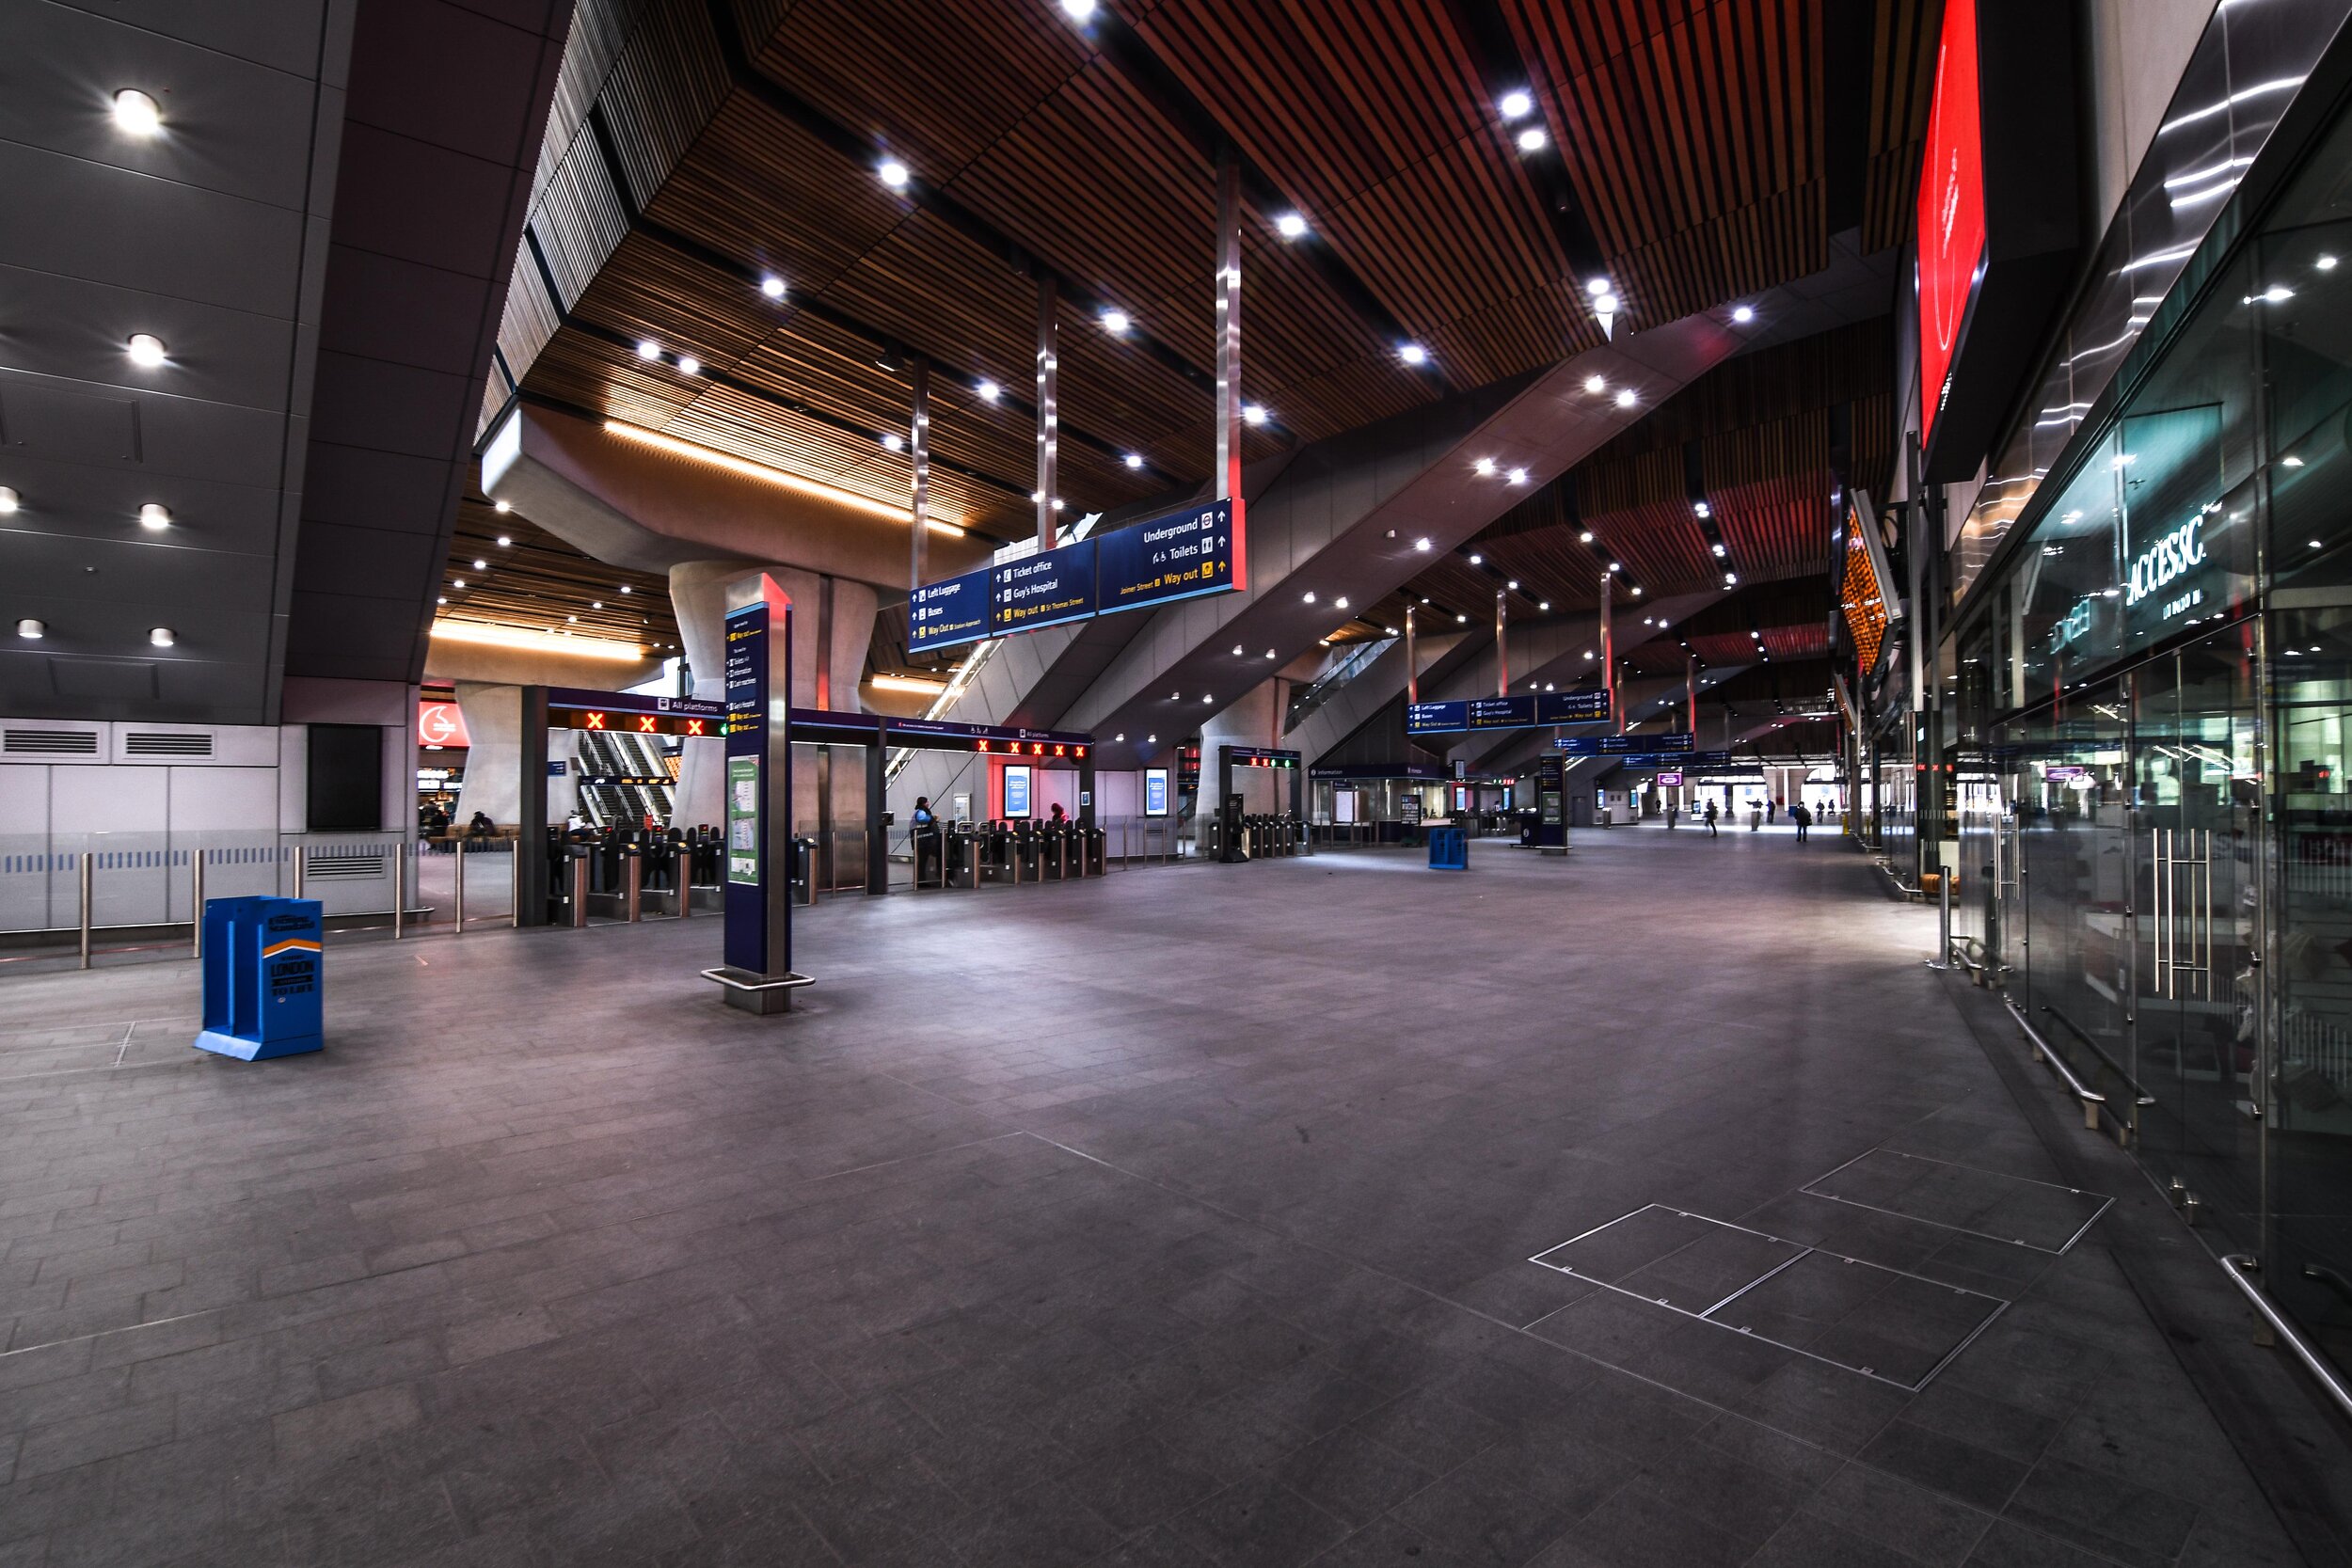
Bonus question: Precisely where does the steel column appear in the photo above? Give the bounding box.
[908,356,930,589]
[1404,605,1418,705]
[1215,154,1241,504]
[1495,590,1508,697]
[1036,278,1058,547]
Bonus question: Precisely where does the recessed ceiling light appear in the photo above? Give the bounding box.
[1538,601,1550,611]
[1732,305,1755,323]
[1399,343,1427,366]
[1115,733,1126,742]
[497,535,512,546]
[676,356,701,376]
[635,340,659,360]
[1507,579,1520,590]
[1470,552,1483,564]
[2283,454,2306,467]
[139,503,170,531]
[1201,693,1213,704]
[1724,572,1739,584]
[150,626,175,647]
[1302,591,1316,603]
[1712,542,1726,556]
[452,578,465,589]
[1584,650,1595,659]
[126,334,167,367]
[619,585,631,594]
[1615,388,1636,408]
[113,89,162,136]
[1455,613,1468,624]
[1124,452,1144,469]
[493,499,512,514]
[1474,458,1497,477]
[592,600,603,610]
[1630,586,1643,596]
[1499,90,1534,119]
[1583,373,1605,394]
[437,597,447,606]
[879,158,910,189]
[1233,644,1245,656]
[1061,0,1097,19]
[0,487,18,515]
[1335,596,1349,609]
[1508,467,1528,484]
[1100,308,1130,335]
[1693,501,1710,518]
[976,379,1001,403]
[1243,404,1269,425]
[1609,562,1621,572]
[17,618,44,641]
[1516,127,1547,152]
[1264,649,1277,658]
[882,432,904,451]
[1414,537,1431,551]
[1146,734,1157,743]
[1275,212,1309,239]
[1579,531,1593,543]
[761,276,787,298]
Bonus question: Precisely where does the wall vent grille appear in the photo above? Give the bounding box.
[124,732,213,756]
[4,728,101,755]
[305,852,386,879]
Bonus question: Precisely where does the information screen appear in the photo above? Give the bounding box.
[1144,767,1169,817]
[725,756,759,885]
[1004,764,1032,818]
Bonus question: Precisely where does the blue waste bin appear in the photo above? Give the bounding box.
[1428,825,1469,871]
[195,896,324,1060]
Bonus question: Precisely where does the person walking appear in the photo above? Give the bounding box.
[912,795,940,886]
[1703,800,1719,838]
[1791,800,1811,843]
[1666,801,1678,831]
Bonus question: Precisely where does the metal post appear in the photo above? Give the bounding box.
[1686,655,1698,738]
[1599,572,1618,733]
[78,851,92,970]
[191,848,204,958]
[1215,152,1241,505]
[626,848,643,922]
[908,356,930,590]
[1036,277,1058,548]
[294,844,307,899]
[510,838,520,928]
[392,840,405,940]
[1495,589,1508,697]
[569,854,588,928]
[1405,605,1418,705]
[1928,870,1953,969]
[453,841,466,933]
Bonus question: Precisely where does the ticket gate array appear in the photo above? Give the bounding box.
[913,818,1107,890]
[1208,812,1303,862]
[543,825,733,925]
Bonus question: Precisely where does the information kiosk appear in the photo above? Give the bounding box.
[699,574,813,1014]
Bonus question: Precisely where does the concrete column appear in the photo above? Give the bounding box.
[1195,680,1279,850]
[452,682,521,826]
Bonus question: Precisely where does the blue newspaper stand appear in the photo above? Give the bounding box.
[195,897,324,1060]
[1428,825,1469,870]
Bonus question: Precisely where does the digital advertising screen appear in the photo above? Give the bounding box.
[1916,0,1983,450]
[1004,764,1032,819]
[1143,767,1169,817]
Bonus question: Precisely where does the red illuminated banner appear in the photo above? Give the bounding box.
[417,700,469,748]
[1916,0,1984,450]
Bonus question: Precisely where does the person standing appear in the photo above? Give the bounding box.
[1792,800,1811,843]
[1703,800,1719,838]
[912,796,940,886]
[1666,801,1679,831]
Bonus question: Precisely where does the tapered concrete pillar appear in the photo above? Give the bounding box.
[1194,680,1280,851]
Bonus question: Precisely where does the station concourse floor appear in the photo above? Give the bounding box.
[1,830,2343,1567]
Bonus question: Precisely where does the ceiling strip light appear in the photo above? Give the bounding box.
[601,419,965,534]
[429,621,646,661]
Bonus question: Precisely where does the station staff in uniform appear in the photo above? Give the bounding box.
[913,797,941,885]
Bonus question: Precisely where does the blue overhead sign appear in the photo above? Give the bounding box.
[992,537,1098,635]
[909,568,990,655]
[1096,499,1239,614]
[1406,689,1611,736]
[1557,731,1695,756]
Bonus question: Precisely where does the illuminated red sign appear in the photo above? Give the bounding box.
[417,700,469,748]
[1916,0,1984,450]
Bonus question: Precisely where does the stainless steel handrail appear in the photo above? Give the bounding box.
[2041,1002,2158,1112]
[2218,1254,2352,1423]
[2005,997,2107,1132]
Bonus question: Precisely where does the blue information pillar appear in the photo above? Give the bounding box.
[194,896,324,1060]
[700,573,813,1014]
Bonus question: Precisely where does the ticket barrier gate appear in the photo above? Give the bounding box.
[926,819,1107,888]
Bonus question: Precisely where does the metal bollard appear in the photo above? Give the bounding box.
[570,854,589,928]
[625,849,643,922]
[453,842,466,933]
[79,851,92,970]
[509,840,521,929]
[294,844,307,899]
[191,848,204,958]
[393,841,405,940]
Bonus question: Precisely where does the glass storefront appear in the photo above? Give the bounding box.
[1960,92,2352,1381]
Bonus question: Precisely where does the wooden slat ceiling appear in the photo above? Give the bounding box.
[475,0,1932,643]
[442,491,682,654]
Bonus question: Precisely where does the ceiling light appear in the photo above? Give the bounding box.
[620,585,631,594]
[2317,255,2340,272]
[1414,537,1431,552]
[139,503,170,531]
[472,558,487,570]
[452,578,466,589]
[1615,388,1636,408]
[2283,454,2306,467]
[1732,305,1755,324]
[1100,308,1130,335]
[592,600,602,609]
[126,334,167,367]
[1302,591,1316,603]
[2312,539,2325,548]
[1630,586,1643,596]
[1609,562,1621,572]
[1583,373,1606,395]
[1506,579,1519,590]
[1275,212,1309,240]
[1265,649,1277,658]
[1724,572,1739,584]
[1115,733,1126,742]
[1243,404,1269,425]
[1693,501,1710,518]
[112,89,162,136]
[1469,552,1483,564]
[1516,127,1548,152]
[493,499,512,515]
[871,673,948,696]
[1507,467,1528,484]
[761,276,787,298]
[676,356,701,376]
[604,418,945,527]
[1399,343,1428,366]
[437,596,447,606]
[17,619,44,641]
[430,621,643,660]
[1146,733,1157,743]
[0,487,16,514]
[1061,0,1098,18]
[1455,613,1468,624]
[1474,457,1497,477]
[1499,90,1534,120]
[882,432,904,451]
[497,535,512,546]
[879,159,910,189]
[1711,542,1726,556]
[1201,693,1213,704]
[1335,596,1349,609]
[1579,531,1593,543]
[1232,644,1245,656]
[1587,277,1614,298]
[147,628,173,649]
[1538,601,1550,611]
[1124,452,1144,469]
[976,379,1001,404]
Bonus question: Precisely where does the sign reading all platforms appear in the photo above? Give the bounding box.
[1406,688,1610,736]
[908,498,1245,656]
